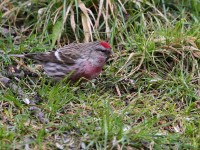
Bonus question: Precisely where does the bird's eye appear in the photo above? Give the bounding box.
[96,48,106,53]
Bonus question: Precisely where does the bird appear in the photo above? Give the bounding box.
[10,41,113,82]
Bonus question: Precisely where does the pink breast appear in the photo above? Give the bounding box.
[83,65,102,80]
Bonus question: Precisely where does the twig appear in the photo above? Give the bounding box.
[12,57,37,73]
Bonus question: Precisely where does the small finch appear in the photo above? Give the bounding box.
[11,41,113,82]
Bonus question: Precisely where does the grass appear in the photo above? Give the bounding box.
[1,0,200,149]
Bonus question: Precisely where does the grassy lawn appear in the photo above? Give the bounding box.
[0,0,200,149]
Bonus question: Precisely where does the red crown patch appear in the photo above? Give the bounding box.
[100,41,111,49]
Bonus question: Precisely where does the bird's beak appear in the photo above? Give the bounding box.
[109,48,114,57]
[106,49,114,62]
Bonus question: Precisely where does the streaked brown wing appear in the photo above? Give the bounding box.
[25,51,76,65]
[25,42,86,64]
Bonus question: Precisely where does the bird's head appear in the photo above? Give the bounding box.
[81,41,113,67]
[93,41,113,59]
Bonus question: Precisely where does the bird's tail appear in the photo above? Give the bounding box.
[8,54,25,58]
